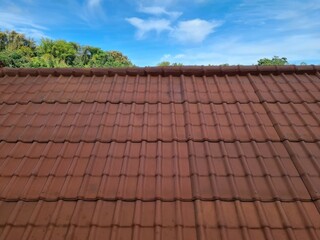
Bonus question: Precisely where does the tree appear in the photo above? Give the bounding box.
[0,30,35,52]
[104,51,133,67]
[257,56,288,65]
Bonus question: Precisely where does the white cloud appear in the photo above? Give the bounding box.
[171,19,221,43]
[138,6,182,19]
[126,17,172,39]
[126,13,221,43]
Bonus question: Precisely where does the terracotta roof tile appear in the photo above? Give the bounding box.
[0,66,319,239]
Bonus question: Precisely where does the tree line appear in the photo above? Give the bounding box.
[0,30,133,68]
[0,30,302,68]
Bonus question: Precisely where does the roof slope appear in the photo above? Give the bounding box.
[0,65,320,240]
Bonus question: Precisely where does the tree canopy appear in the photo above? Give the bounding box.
[0,30,133,68]
[257,56,288,66]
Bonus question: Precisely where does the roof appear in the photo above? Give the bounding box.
[0,65,320,240]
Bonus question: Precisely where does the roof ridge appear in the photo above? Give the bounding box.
[1,65,319,77]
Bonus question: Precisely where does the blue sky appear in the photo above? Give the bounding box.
[1,0,320,66]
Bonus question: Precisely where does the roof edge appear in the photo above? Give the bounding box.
[1,65,319,77]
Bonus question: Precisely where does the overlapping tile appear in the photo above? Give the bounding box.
[248,73,320,103]
[264,103,320,141]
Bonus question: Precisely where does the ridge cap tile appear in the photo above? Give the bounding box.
[1,65,319,77]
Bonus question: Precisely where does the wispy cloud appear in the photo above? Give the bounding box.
[136,0,210,7]
[233,0,320,31]
[16,28,49,40]
[125,17,172,39]
[138,6,182,19]
[171,19,221,43]
[87,0,101,8]
[136,0,178,7]
[80,0,106,25]
[0,12,48,39]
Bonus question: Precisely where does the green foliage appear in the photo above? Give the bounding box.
[171,62,183,66]
[157,61,183,66]
[105,51,133,67]
[257,56,288,66]
[0,50,29,67]
[37,39,78,65]
[0,30,35,52]
[0,32,8,51]
[157,61,171,66]
[0,30,133,68]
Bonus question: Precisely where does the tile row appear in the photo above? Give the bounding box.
[0,124,318,143]
[2,102,319,128]
[0,140,310,160]
[0,123,280,143]
[0,127,278,143]
[0,174,312,201]
[1,141,318,201]
[1,102,319,142]
[0,200,319,229]
[0,153,301,178]
[0,200,319,240]
[1,101,319,116]
[2,225,319,240]
[0,102,273,127]
[0,74,256,93]
[0,74,258,104]
[0,141,318,177]
[1,73,319,104]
